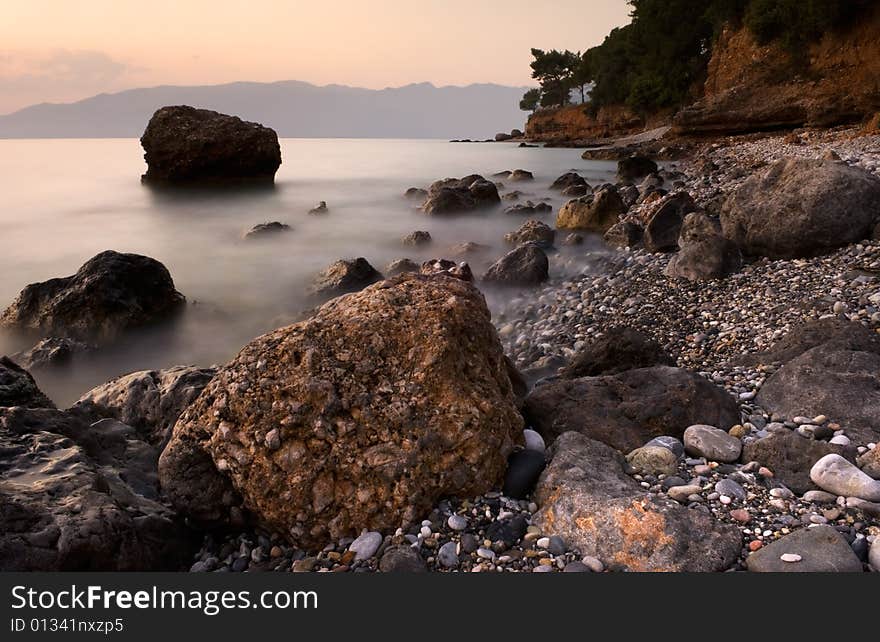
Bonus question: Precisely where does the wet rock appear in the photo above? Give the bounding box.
[405,187,428,202]
[482,244,549,286]
[385,258,419,277]
[503,201,552,216]
[422,175,500,215]
[11,337,94,370]
[504,219,555,248]
[0,251,185,344]
[419,259,473,282]
[402,231,432,246]
[140,105,281,184]
[309,258,383,296]
[307,201,328,215]
[244,222,290,239]
[0,357,55,409]
[550,172,588,192]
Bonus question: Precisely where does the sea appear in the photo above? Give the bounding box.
[0,138,617,405]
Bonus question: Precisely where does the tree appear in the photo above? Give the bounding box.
[519,88,541,113]
[529,48,580,108]
[569,52,593,104]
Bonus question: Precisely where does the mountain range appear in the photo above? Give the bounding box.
[0,80,529,139]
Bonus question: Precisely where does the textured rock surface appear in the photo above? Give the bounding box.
[310,258,383,297]
[504,219,555,248]
[560,327,673,379]
[422,175,500,215]
[159,274,523,547]
[683,424,742,463]
[0,251,185,344]
[74,365,216,447]
[721,159,880,258]
[0,407,192,570]
[617,156,658,182]
[666,212,742,281]
[0,357,55,409]
[533,432,741,572]
[140,106,281,184]
[11,337,93,370]
[555,186,625,232]
[642,192,699,253]
[745,525,862,572]
[482,244,549,286]
[524,366,740,453]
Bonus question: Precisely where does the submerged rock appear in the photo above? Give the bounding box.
[385,258,420,277]
[244,222,290,239]
[549,172,588,192]
[0,251,185,344]
[402,230,432,246]
[11,337,94,370]
[504,219,555,248]
[140,105,281,185]
[482,244,549,286]
[422,175,500,215]
[309,258,383,296]
[419,259,473,282]
[617,156,659,182]
[159,273,523,547]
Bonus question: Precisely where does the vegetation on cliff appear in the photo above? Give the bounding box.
[524,0,874,116]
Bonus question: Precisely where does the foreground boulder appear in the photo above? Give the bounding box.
[140,106,281,184]
[0,251,185,344]
[533,432,741,572]
[482,244,549,286]
[666,212,742,281]
[422,175,500,215]
[560,327,673,378]
[745,525,862,573]
[556,186,626,232]
[74,365,216,447]
[742,430,857,495]
[720,158,880,258]
[0,357,55,409]
[0,407,193,570]
[756,343,880,445]
[159,274,523,547]
[309,258,383,296]
[524,366,740,453]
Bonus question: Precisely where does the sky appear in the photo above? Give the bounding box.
[0,0,631,115]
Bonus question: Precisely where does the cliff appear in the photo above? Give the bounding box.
[674,6,880,135]
[525,104,647,143]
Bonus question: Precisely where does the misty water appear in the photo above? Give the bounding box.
[0,138,617,406]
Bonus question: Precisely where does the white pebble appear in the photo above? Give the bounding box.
[780,553,802,563]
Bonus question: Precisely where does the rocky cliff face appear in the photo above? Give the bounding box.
[674,9,880,135]
[525,104,646,143]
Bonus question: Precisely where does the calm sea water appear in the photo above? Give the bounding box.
[0,138,616,405]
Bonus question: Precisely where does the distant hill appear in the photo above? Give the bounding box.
[0,80,529,140]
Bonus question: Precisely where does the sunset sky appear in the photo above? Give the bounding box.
[0,0,631,114]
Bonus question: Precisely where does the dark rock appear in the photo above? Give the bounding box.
[485,514,529,546]
[504,219,555,248]
[0,251,185,344]
[402,231,432,246]
[309,258,383,296]
[448,241,490,257]
[646,436,686,459]
[721,158,880,258]
[643,192,699,253]
[422,175,500,215]
[502,449,546,499]
[550,172,588,191]
[378,545,427,572]
[503,201,552,216]
[73,365,216,448]
[508,169,533,182]
[737,318,880,367]
[524,366,740,453]
[404,187,428,202]
[307,201,328,215]
[482,244,549,286]
[561,184,590,198]
[244,222,290,239]
[666,212,742,281]
[562,233,584,246]
[140,106,281,184]
[11,337,94,370]
[604,221,643,248]
[560,327,674,378]
[0,357,55,409]
[533,432,741,572]
[745,525,862,572]
[742,430,857,494]
[617,156,659,182]
[419,259,473,282]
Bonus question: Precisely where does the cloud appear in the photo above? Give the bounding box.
[0,49,143,112]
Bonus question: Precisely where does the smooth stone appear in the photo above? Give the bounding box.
[715,478,747,501]
[438,541,459,568]
[349,531,383,561]
[626,445,679,476]
[802,490,838,504]
[547,535,566,556]
[562,561,591,572]
[645,435,685,459]
[684,425,742,463]
[523,429,546,454]
[667,484,703,502]
[460,533,479,554]
[378,545,427,572]
[810,454,880,501]
[447,514,468,531]
[581,556,605,573]
[476,547,496,560]
[780,553,802,563]
[503,449,546,499]
[746,525,862,572]
[869,538,880,570]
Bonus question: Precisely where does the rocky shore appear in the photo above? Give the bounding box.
[2,111,880,573]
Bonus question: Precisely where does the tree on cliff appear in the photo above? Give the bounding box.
[569,52,593,104]
[529,48,580,108]
[519,88,541,113]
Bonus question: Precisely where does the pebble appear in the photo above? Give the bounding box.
[437,541,459,568]
[476,548,496,560]
[780,553,802,563]
[447,514,468,531]
[349,531,383,561]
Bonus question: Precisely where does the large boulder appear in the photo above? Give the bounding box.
[550,172,588,192]
[665,212,742,281]
[422,175,500,215]
[533,432,742,572]
[140,106,281,184]
[309,258,383,297]
[482,244,549,286]
[524,366,740,453]
[159,274,523,547]
[756,343,880,445]
[556,186,626,232]
[0,357,55,409]
[617,156,659,182]
[0,407,193,570]
[73,365,216,448]
[0,251,185,344]
[504,219,555,248]
[642,192,699,253]
[742,430,857,495]
[720,158,880,258]
[735,318,880,367]
[11,337,93,370]
[560,327,674,379]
